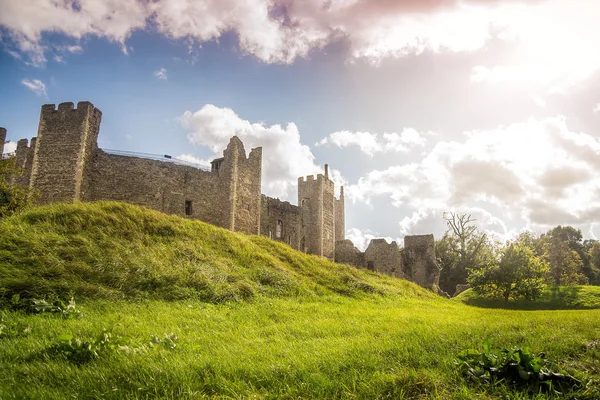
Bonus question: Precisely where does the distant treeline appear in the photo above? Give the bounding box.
[437,213,599,301]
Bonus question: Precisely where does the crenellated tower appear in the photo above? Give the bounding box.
[298,164,337,259]
[30,102,102,203]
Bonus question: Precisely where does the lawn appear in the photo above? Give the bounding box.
[1,202,599,399]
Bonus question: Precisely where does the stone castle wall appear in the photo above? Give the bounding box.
[4,100,443,292]
[260,196,302,248]
[0,127,6,155]
[335,234,440,289]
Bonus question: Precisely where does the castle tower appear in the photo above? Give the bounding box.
[335,186,345,242]
[0,127,6,155]
[30,102,102,204]
[298,164,336,259]
[219,136,262,235]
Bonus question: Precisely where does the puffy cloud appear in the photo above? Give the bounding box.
[0,0,149,66]
[153,68,168,80]
[594,104,600,114]
[345,116,600,238]
[2,141,17,155]
[346,227,398,252]
[20,79,47,96]
[179,104,320,198]
[2,0,594,79]
[176,154,211,169]
[316,128,426,157]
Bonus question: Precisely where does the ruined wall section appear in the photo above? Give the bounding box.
[0,127,6,155]
[334,239,364,268]
[88,151,231,227]
[403,234,440,289]
[334,186,345,242]
[222,138,262,236]
[12,138,36,188]
[30,102,101,204]
[260,195,301,248]
[364,239,405,278]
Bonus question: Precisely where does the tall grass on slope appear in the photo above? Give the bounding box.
[0,201,433,304]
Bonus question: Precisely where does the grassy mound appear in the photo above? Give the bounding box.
[454,286,600,309]
[2,202,600,399]
[0,201,431,304]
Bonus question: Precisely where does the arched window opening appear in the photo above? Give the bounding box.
[276,220,283,239]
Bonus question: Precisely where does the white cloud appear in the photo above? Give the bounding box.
[176,154,211,169]
[594,104,600,114]
[317,129,426,157]
[346,227,398,252]
[469,0,600,92]
[345,116,600,238]
[530,94,546,108]
[179,104,321,198]
[2,141,17,155]
[153,68,168,80]
[20,79,47,96]
[3,0,597,84]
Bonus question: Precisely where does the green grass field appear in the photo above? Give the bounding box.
[1,202,599,399]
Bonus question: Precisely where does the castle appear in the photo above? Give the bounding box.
[1,101,440,290]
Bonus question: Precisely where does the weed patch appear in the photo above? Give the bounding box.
[456,339,582,396]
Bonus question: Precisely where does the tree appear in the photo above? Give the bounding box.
[587,241,600,285]
[0,157,33,218]
[437,213,496,294]
[545,235,587,285]
[468,243,549,303]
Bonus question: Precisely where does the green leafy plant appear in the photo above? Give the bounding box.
[456,339,581,394]
[0,316,32,339]
[48,328,127,364]
[149,332,179,351]
[9,294,81,319]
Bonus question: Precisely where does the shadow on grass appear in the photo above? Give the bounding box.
[457,285,600,310]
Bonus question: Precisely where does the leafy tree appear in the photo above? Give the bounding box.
[468,243,549,303]
[544,235,587,285]
[0,157,33,218]
[588,241,600,285]
[437,213,496,294]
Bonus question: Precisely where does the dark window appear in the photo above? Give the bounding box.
[185,200,193,216]
[367,261,375,271]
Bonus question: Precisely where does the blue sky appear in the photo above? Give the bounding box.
[2,0,600,249]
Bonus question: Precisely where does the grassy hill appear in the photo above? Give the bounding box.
[455,286,600,310]
[1,202,599,399]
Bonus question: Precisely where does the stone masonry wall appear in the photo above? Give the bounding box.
[298,172,336,259]
[12,138,36,188]
[0,127,6,155]
[334,239,364,267]
[364,239,405,278]
[403,234,440,289]
[334,187,345,242]
[88,151,231,228]
[225,138,262,235]
[260,195,302,249]
[30,102,101,203]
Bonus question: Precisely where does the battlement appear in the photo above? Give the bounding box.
[41,101,102,122]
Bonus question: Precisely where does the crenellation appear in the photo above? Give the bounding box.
[7,100,440,292]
